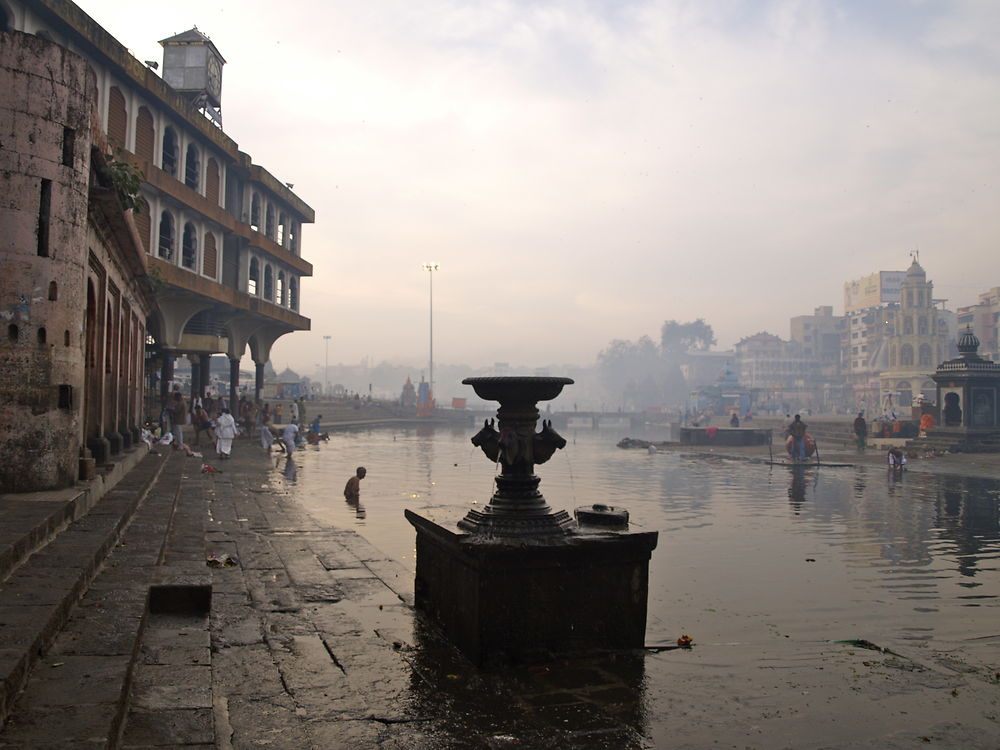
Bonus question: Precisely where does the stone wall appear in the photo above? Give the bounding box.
[0,30,93,491]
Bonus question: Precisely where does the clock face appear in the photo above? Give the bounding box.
[206,56,221,97]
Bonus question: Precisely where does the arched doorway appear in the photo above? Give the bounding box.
[943,392,962,426]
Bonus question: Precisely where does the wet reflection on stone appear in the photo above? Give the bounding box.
[886,466,904,495]
[281,455,297,482]
[406,616,648,748]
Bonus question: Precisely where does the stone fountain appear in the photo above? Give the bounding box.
[405,376,658,666]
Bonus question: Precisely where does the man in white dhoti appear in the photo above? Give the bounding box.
[215,408,237,459]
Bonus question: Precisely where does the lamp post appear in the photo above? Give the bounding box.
[421,263,439,409]
[323,335,331,398]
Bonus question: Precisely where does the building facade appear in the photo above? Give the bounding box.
[1,0,314,490]
[957,287,1000,363]
[1,26,155,490]
[878,259,952,411]
[734,332,817,413]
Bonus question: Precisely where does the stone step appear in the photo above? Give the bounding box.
[0,449,169,729]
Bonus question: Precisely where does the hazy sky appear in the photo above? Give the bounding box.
[79,0,999,372]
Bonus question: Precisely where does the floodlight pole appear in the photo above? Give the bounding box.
[421,263,439,408]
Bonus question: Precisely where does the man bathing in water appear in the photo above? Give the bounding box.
[344,467,367,500]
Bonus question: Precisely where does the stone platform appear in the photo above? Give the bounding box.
[406,509,658,666]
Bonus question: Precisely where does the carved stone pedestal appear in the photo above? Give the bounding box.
[406,508,658,667]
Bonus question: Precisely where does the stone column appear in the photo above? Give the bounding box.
[229,357,240,412]
[199,353,211,399]
[159,351,174,409]
[255,361,265,404]
[190,355,201,401]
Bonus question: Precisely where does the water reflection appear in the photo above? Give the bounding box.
[278,426,1000,656]
[785,465,814,512]
[935,475,1000,580]
[406,615,649,748]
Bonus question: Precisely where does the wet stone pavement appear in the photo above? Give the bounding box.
[0,444,657,749]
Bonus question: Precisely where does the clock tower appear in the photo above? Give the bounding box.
[159,27,225,109]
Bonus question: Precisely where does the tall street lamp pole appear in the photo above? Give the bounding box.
[421,263,439,408]
[323,335,331,397]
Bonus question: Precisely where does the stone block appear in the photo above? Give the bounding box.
[406,510,657,667]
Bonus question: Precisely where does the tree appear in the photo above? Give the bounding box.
[660,319,716,355]
[596,319,717,410]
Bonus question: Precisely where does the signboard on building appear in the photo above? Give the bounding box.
[844,271,906,313]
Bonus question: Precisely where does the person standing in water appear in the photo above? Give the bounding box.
[344,466,367,500]
[786,414,808,461]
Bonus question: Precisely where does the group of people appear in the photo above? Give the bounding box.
[160,390,372,504]
[160,390,238,459]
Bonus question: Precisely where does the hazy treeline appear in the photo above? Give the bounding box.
[596,319,716,411]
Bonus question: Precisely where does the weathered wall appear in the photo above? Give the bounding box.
[0,30,92,491]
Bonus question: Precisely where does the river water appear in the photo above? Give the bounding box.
[270,423,1000,664]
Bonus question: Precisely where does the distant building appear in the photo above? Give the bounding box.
[790,306,844,366]
[734,332,816,413]
[878,258,952,412]
[957,287,1000,362]
[843,271,907,313]
[789,306,846,411]
[841,262,951,413]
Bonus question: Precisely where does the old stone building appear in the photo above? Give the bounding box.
[1,26,154,490]
[1,0,314,491]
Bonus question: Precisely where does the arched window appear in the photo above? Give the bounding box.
[265,206,275,240]
[162,126,178,176]
[184,143,200,190]
[134,208,151,253]
[918,316,928,335]
[105,302,113,373]
[182,222,197,269]
[289,277,298,311]
[107,86,127,146]
[248,258,259,295]
[64,330,70,347]
[276,271,285,306]
[48,281,58,300]
[135,106,155,162]
[250,194,261,231]
[906,290,913,307]
[290,224,298,255]
[263,265,273,300]
[901,344,914,367]
[903,316,913,335]
[206,158,220,205]
[85,281,96,369]
[277,213,287,246]
[919,344,933,366]
[203,232,217,278]
[157,211,175,260]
